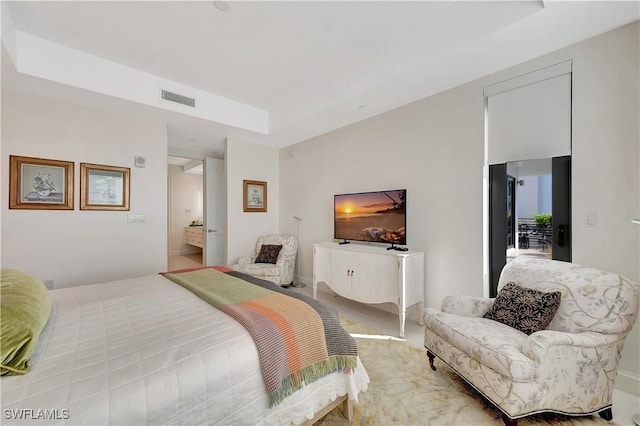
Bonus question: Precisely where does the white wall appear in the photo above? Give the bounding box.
[279,22,639,394]
[515,176,540,220]
[568,22,640,392]
[280,80,485,313]
[1,90,168,287]
[225,137,279,265]
[168,164,203,256]
[514,175,552,219]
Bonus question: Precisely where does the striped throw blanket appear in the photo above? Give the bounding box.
[162,266,358,407]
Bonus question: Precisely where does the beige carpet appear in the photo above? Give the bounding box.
[318,317,616,426]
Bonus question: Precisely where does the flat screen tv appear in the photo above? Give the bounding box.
[334,189,406,249]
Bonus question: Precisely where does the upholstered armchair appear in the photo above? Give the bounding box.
[423,257,639,425]
[231,234,298,286]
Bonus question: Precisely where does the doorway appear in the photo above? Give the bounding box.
[489,156,571,296]
[167,156,204,270]
[508,159,552,261]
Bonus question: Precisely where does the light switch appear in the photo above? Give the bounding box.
[587,213,597,227]
[127,213,146,223]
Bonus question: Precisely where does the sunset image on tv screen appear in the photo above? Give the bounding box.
[334,189,406,244]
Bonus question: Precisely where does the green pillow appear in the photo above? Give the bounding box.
[1,269,51,375]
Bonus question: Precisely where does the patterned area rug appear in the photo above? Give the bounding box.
[319,317,617,425]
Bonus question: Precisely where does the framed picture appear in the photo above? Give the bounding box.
[80,163,130,211]
[243,179,267,212]
[9,155,74,210]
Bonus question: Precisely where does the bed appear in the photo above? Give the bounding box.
[0,267,369,425]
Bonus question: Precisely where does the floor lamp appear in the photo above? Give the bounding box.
[292,216,305,287]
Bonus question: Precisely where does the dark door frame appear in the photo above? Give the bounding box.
[507,174,516,249]
[552,156,572,262]
[489,163,507,298]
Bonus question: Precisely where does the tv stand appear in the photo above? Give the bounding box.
[387,244,408,252]
[313,242,424,337]
[338,239,350,245]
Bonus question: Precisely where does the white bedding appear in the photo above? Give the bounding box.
[0,274,369,425]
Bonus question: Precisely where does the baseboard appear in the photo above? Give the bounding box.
[616,369,640,396]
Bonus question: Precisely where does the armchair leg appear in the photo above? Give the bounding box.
[426,350,436,371]
[501,413,518,426]
[598,407,613,421]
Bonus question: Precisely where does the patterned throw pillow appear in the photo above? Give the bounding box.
[483,282,561,335]
[255,244,283,264]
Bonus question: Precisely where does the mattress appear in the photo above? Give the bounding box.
[0,274,369,425]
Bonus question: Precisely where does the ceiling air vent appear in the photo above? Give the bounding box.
[161,90,195,108]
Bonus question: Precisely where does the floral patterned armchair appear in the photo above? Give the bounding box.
[423,257,639,425]
[231,234,298,286]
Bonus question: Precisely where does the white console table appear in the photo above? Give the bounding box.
[313,242,424,337]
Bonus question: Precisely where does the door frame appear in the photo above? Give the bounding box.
[488,163,507,298]
[488,157,572,297]
[551,156,572,262]
[167,155,205,264]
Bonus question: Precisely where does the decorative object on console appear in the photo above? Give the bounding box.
[9,155,74,210]
[232,234,298,286]
[334,189,406,250]
[243,179,267,212]
[424,257,640,426]
[80,163,130,211]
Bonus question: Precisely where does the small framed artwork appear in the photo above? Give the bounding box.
[243,179,267,212]
[9,155,74,210]
[80,163,130,211]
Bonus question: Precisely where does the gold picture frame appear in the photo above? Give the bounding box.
[9,155,74,210]
[243,180,267,212]
[80,163,130,211]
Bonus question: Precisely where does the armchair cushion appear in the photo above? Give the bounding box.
[255,244,282,264]
[425,308,534,380]
[234,263,281,279]
[483,282,561,335]
[522,329,622,364]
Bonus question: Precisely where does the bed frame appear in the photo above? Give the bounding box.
[301,395,353,425]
